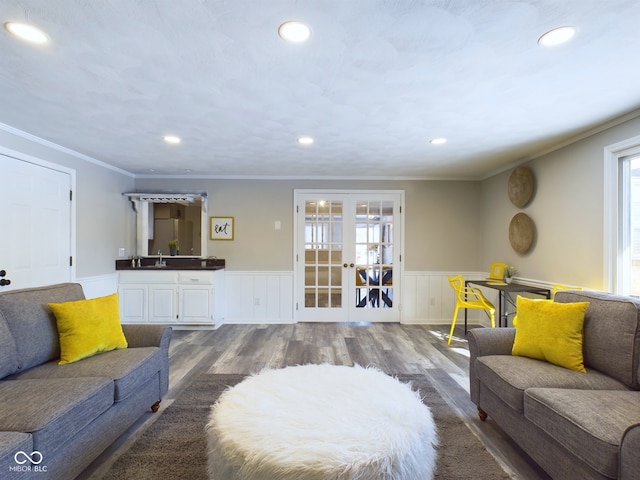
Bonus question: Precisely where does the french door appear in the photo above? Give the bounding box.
[295,191,402,322]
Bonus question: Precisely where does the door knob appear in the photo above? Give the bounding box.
[0,279,10,286]
[0,270,5,277]
[350,263,355,267]
[343,263,348,268]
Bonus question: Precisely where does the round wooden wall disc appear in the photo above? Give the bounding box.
[509,213,534,253]
[508,166,534,207]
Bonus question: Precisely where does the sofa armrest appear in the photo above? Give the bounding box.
[468,327,515,358]
[122,324,172,350]
[467,327,515,405]
[123,325,173,401]
[620,423,640,477]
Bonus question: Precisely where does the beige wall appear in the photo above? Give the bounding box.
[134,178,483,271]
[5,110,640,288]
[481,114,640,290]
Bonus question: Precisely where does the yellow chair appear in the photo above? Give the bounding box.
[552,284,582,299]
[447,275,496,345]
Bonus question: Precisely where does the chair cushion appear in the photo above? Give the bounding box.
[0,378,113,452]
[11,347,162,402]
[525,388,640,479]
[512,296,589,372]
[475,355,628,413]
[49,293,128,365]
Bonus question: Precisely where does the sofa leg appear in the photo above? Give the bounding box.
[478,407,488,421]
[151,400,161,412]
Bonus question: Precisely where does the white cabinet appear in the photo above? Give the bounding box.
[149,285,178,323]
[118,270,225,326]
[179,286,211,323]
[177,271,215,324]
[118,284,148,323]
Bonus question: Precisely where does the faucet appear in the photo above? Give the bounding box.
[156,250,166,267]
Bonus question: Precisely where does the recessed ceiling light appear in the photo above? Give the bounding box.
[278,21,311,43]
[430,138,447,145]
[298,136,314,145]
[538,26,575,47]
[163,135,181,144]
[4,22,49,44]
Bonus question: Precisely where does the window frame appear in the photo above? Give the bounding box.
[604,135,640,293]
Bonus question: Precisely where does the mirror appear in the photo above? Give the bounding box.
[124,192,208,257]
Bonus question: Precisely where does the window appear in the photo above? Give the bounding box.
[619,154,640,294]
[604,136,640,294]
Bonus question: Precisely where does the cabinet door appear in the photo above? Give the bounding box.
[179,285,213,324]
[149,286,178,323]
[118,285,147,323]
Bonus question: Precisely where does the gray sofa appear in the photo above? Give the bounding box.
[469,290,640,480]
[0,283,172,480]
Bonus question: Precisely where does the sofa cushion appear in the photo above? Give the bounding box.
[555,291,640,389]
[0,378,113,453]
[0,283,85,372]
[11,347,163,402]
[525,388,640,479]
[0,311,19,380]
[0,431,32,474]
[476,355,628,413]
[512,296,589,372]
[49,293,128,365]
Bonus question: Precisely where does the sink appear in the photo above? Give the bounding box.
[140,264,167,269]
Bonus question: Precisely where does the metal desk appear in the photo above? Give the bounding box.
[464,280,551,329]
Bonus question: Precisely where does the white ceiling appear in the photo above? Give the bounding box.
[1,0,640,180]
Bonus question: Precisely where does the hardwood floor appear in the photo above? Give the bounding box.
[82,323,550,480]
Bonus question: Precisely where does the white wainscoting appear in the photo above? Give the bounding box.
[224,271,294,324]
[78,273,119,298]
[222,270,495,326]
[105,269,556,326]
[401,272,557,325]
[401,271,491,325]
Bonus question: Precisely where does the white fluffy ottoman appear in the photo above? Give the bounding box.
[206,364,438,480]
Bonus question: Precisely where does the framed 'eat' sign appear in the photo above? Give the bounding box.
[210,216,234,240]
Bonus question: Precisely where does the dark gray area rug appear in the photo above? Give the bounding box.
[103,373,510,479]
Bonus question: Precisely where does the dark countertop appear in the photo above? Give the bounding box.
[116,257,225,271]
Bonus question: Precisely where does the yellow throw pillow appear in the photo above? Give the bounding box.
[511,296,589,372]
[49,293,128,365]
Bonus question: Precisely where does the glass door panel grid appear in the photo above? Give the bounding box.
[355,200,394,308]
[304,200,343,308]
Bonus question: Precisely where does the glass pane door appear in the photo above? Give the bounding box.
[296,191,401,322]
[354,200,394,309]
[303,199,343,309]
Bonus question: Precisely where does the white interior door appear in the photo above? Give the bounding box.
[0,153,73,291]
[295,191,402,322]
